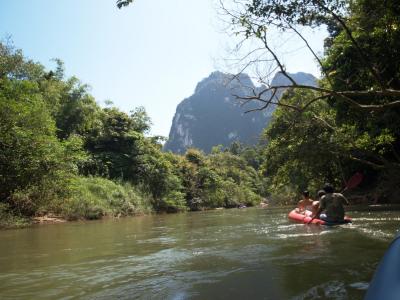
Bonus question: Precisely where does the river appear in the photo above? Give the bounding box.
[0,207,398,299]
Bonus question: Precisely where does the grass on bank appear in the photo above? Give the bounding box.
[59,176,153,220]
[1,175,263,229]
[0,176,154,228]
[0,203,31,229]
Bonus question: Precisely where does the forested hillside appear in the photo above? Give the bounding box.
[0,42,266,227]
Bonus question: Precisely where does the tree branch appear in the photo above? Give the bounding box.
[257,29,297,86]
[314,0,387,90]
[286,23,333,86]
[239,84,400,111]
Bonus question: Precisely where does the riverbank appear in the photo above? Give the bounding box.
[0,210,150,230]
[1,179,396,230]
[3,197,397,230]
[0,200,271,230]
[0,176,154,229]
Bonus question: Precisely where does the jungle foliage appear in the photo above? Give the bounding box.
[0,42,264,227]
[2,0,399,227]
[116,0,400,203]
[228,0,400,202]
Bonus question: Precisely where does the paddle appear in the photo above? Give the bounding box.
[307,172,363,224]
[341,172,363,193]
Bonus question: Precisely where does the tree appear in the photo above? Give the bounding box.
[260,89,348,197]
[0,58,84,214]
[222,0,400,198]
[0,40,45,80]
[130,106,152,134]
[222,0,400,112]
[55,77,103,140]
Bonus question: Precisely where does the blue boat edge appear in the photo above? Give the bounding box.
[364,232,400,300]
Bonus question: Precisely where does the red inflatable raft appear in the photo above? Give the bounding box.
[288,209,351,225]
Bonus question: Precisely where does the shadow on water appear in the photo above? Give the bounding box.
[0,206,398,299]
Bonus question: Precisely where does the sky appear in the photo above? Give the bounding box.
[0,0,327,137]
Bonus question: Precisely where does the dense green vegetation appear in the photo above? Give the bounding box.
[2,0,399,227]
[229,0,400,202]
[0,42,264,227]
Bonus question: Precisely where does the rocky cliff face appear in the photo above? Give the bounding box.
[164,71,316,153]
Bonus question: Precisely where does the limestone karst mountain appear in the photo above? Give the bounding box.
[164,71,316,153]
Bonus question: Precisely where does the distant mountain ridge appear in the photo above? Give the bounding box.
[164,71,317,153]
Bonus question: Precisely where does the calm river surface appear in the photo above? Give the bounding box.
[0,207,399,299]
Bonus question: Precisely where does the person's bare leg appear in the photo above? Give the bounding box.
[312,201,319,217]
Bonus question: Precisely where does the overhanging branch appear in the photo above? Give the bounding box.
[239,84,400,112]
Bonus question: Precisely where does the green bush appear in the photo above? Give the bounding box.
[0,203,30,229]
[160,190,187,212]
[59,177,152,220]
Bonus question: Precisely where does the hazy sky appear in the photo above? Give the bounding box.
[0,0,327,137]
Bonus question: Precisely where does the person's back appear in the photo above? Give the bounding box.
[297,190,314,213]
[319,192,347,222]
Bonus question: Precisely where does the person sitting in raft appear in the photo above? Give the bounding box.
[317,189,325,200]
[296,190,314,214]
[313,184,349,222]
[309,189,325,216]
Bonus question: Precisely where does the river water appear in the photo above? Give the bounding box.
[0,207,398,299]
